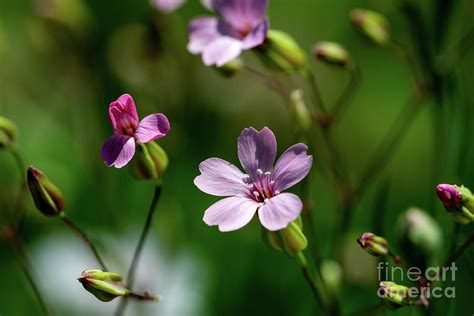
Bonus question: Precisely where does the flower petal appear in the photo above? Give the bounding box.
[237,127,277,178]
[187,17,221,54]
[203,196,259,232]
[202,36,242,66]
[258,193,302,231]
[194,158,248,196]
[242,17,268,49]
[135,113,170,143]
[214,0,268,31]
[101,135,136,168]
[108,94,139,135]
[273,144,313,192]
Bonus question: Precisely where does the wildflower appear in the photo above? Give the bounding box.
[436,184,474,224]
[357,232,388,256]
[78,269,127,302]
[194,127,313,231]
[187,0,269,67]
[27,166,65,217]
[101,94,170,169]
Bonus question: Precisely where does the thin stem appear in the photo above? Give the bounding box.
[442,232,474,268]
[60,214,108,271]
[305,71,327,113]
[9,235,52,315]
[295,252,326,311]
[116,182,162,316]
[330,65,361,121]
[9,148,28,232]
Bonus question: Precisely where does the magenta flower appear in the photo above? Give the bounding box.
[101,94,170,168]
[187,0,269,66]
[436,184,460,208]
[194,127,313,232]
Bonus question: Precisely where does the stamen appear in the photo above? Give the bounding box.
[253,191,260,198]
[256,169,264,175]
[274,190,280,195]
[264,198,270,204]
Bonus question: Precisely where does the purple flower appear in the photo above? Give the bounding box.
[101,94,170,168]
[194,127,313,232]
[187,0,269,66]
[436,184,460,208]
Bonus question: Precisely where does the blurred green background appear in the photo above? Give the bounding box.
[0,0,473,315]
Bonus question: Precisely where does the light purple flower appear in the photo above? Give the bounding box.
[187,0,269,67]
[194,127,313,232]
[101,94,170,168]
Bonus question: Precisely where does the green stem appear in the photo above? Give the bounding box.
[9,148,28,232]
[60,214,108,271]
[116,182,162,316]
[330,65,361,121]
[10,236,52,315]
[442,232,474,268]
[295,252,326,311]
[306,71,327,113]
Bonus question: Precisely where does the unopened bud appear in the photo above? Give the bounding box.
[0,116,17,149]
[350,9,390,46]
[436,184,474,224]
[321,260,343,301]
[378,281,414,309]
[313,42,350,67]
[290,90,312,132]
[255,29,307,74]
[78,269,127,302]
[215,57,243,77]
[27,166,65,216]
[397,208,442,266]
[130,141,168,181]
[357,232,388,256]
[262,217,307,257]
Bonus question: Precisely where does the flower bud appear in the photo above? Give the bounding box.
[27,166,65,216]
[378,281,414,309]
[397,208,442,268]
[78,269,128,302]
[255,29,307,74]
[350,9,390,46]
[214,57,243,78]
[290,90,312,132]
[130,141,168,181]
[313,42,350,67]
[0,116,17,149]
[262,217,308,257]
[321,260,343,301]
[436,184,474,224]
[357,232,388,256]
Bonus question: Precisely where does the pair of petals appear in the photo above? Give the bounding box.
[203,193,302,232]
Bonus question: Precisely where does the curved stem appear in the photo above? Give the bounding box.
[295,252,326,311]
[116,182,162,316]
[330,65,361,121]
[306,71,327,113]
[443,232,474,268]
[10,236,52,315]
[9,148,28,232]
[60,214,108,271]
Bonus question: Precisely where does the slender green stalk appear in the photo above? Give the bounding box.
[9,236,52,315]
[116,182,162,315]
[305,71,327,113]
[295,252,325,311]
[330,65,361,121]
[442,232,474,268]
[60,213,108,271]
[8,148,28,232]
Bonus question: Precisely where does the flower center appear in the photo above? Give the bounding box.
[243,169,279,203]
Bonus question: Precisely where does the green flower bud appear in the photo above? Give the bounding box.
[214,57,243,78]
[313,42,350,67]
[397,208,442,267]
[78,269,127,302]
[255,29,307,74]
[27,166,65,216]
[350,9,390,46]
[290,90,312,132]
[130,141,168,181]
[262,217,308,257]
[357,232,388,257]
[321,260,343,301]
[0,116,17,149]
[378,281,414,309]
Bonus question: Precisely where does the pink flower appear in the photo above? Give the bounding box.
[194,127,313,232]
[101,94,170,168]
[436,184,460,208]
